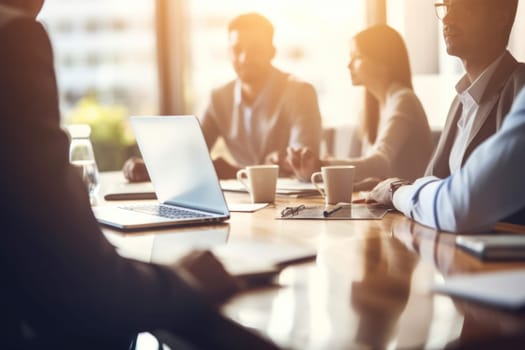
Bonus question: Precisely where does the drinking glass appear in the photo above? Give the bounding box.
[67,124,100,203]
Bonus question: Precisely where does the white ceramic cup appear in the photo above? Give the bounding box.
[236,165,279,203]
[311,165,355,205]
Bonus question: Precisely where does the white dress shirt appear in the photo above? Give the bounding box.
[393,87,525,233]
[233,75,271,156]
[448,53,505,173]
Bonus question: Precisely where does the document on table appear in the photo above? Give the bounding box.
[221,178,319,197]
[227,203,269,212]
[433,269,525,310]
[277,204,390,220]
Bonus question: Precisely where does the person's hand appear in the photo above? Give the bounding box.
[264,150,292,176]
[286,147,322,182]
[176,250,241,305]
[365,177,402,206]
[213,157,239,179]
[122,157,150,182]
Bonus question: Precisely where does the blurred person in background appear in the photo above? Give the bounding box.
[287,25,432,190]
[124,12,322,181]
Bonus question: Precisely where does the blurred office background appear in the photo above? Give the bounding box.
[38,0,525,170]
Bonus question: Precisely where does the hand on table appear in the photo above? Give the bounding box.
[286,147,322,182]
[176,250,241,305]
[265,150,293,177]
[122,156,150,182]
[364,177,402,206]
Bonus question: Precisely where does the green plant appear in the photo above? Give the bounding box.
[66,96,136,170]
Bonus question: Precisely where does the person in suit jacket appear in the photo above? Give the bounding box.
[123,12,323,181]
[0,2,278,349]
[426,0,525,178]
[362,0,525,232]
[366,87,525,233]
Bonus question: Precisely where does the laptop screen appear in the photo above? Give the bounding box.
[130,116,229,215]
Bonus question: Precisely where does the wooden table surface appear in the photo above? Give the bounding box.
[98,172,525,349]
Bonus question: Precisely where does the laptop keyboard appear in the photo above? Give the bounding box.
[120,204,211,219]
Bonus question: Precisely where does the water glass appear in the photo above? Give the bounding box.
[67,124,100,203]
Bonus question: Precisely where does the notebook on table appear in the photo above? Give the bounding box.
[93,116,229,230]
[103,180,156,201]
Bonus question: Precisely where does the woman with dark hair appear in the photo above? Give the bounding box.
[288,25,432,189]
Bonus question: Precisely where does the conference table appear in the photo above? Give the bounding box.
[98,172,525,350]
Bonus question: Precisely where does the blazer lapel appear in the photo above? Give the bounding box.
[252,70,287,161]
[425,97,462,178]
[480,51,518,102]
[223,80,241,141]
[238,104,261,162]
[464,94,498,150]
[461,51,519,166]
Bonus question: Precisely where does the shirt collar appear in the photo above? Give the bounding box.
[455,51,506,104]
[233,79,242,106]
[233,67,277,108]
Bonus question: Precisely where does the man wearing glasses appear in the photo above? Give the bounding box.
[366,0,525,232]
[427,0,525,178]
[367,87,525,233]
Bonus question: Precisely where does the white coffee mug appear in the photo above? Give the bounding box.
[236,165,279,203]
[311,165,355,204]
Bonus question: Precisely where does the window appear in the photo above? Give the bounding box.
[39,0,159,115]
[38,0,159,170]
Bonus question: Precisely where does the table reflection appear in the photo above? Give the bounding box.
[99,172,525,349]
[227,224,440,349]
[391,219,525,348]
[351,228,419,349]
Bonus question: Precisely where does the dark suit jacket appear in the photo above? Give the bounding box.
[0,6,276,349]
[425,51,525,178]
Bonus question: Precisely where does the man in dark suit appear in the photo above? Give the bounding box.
[0,2,277,349]
[426,0,525,178]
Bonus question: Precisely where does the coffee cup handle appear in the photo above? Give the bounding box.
[310,172,325,197]
[236,169,249,191]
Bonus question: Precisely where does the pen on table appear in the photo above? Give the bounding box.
[323,205,343,217]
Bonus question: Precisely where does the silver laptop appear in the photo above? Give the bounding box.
[93,116,230,230]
